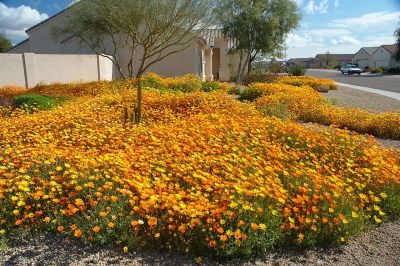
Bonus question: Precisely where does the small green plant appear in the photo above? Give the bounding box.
[12,94,66,111]
[0,237,8,251]
[201,80,221,92]
[371,67,383,74]
[239,87,265,102]
[289,65,305,76]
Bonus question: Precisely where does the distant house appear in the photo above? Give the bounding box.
[352,47,378,69]
[288,58,315,68]
[314,54,353,68]
[289,54,352,69]
[7,7,239,81]
[371,44,400,69]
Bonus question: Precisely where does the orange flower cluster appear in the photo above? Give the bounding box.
[249,83,400,139]
[0,85,27,99]
[277,76,337,90]
[0,77,399,257]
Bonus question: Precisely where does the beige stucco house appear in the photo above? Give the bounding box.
[7,8,239,82]
[371,44,400,69]
[352,47,378,69]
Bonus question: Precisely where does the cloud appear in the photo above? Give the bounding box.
[331,36,360,46]
[0,3,48,44]
[329,11,400,29]
[334,0,339,7]
[304,0,329,14]
[304,28,351,38]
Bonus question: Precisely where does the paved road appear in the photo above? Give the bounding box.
[306,69,400,93]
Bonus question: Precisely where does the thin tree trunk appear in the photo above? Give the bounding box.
[136,77,143,124]
[247,58,252,74]
[239,52,250,80]
[236,51,244,83]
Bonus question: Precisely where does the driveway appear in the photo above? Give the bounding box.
[306,69,400,93]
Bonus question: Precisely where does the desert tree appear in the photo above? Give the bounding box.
[55,0,215,123]
[216,0,301,82]
[0,34,12,53]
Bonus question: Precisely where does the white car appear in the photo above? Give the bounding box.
[341,64,362,75]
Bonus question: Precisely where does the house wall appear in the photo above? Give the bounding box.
[390,57,400,68]
[7,41,31,54]
[20,9,202,79]
[0,53,113,88]
[352,49,372,69]
[372,47,391,68]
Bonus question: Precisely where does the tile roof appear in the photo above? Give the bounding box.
[381,44,398,54]
[315,54,353,61]
[201,29,236,49]
[361,47,378,55]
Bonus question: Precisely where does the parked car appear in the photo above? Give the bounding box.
[341,64,362,75]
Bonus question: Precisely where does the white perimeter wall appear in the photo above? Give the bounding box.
[0,53,113,88]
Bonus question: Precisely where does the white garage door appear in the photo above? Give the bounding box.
[374,60,389,68]
[356,59,368,69]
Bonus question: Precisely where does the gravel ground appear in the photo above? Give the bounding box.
[1,221,400,266]
[323,86,400,113]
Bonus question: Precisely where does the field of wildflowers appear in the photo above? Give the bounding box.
[244,83,400,139]
[277,76,337,90]
[0,75,399,258]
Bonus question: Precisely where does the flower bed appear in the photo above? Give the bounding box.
[277,76,337,90]
[245,83,400,140]
[0,80,399,258]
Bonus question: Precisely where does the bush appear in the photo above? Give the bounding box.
[141,73,166,90]
[241,73,277,86]
[12,94,65,111]
[387,67,400,74]
[201,80,221,92]
[371,68,383,74]
[289,65,305,76]
[334,65,341,70]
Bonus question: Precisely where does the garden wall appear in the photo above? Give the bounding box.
[0,53,113,88]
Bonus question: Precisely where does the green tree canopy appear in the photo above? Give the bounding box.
[217,0,301,81]
[0,34,12,53]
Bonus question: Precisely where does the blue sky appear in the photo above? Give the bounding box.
[1,0,399,59]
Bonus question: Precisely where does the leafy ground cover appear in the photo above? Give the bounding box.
[0,75,399,259]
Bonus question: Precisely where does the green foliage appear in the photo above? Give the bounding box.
[0,237,8,251]
[238,87,265,102]
[227,86,241,95]
[241,73,278,85]
[216,0,301,77]
[289,65,305,76]
[201,80,221,92]
[0,34,12,53]
[371,67,384,74]
[388,67,400,74]
[12,94,65,111]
